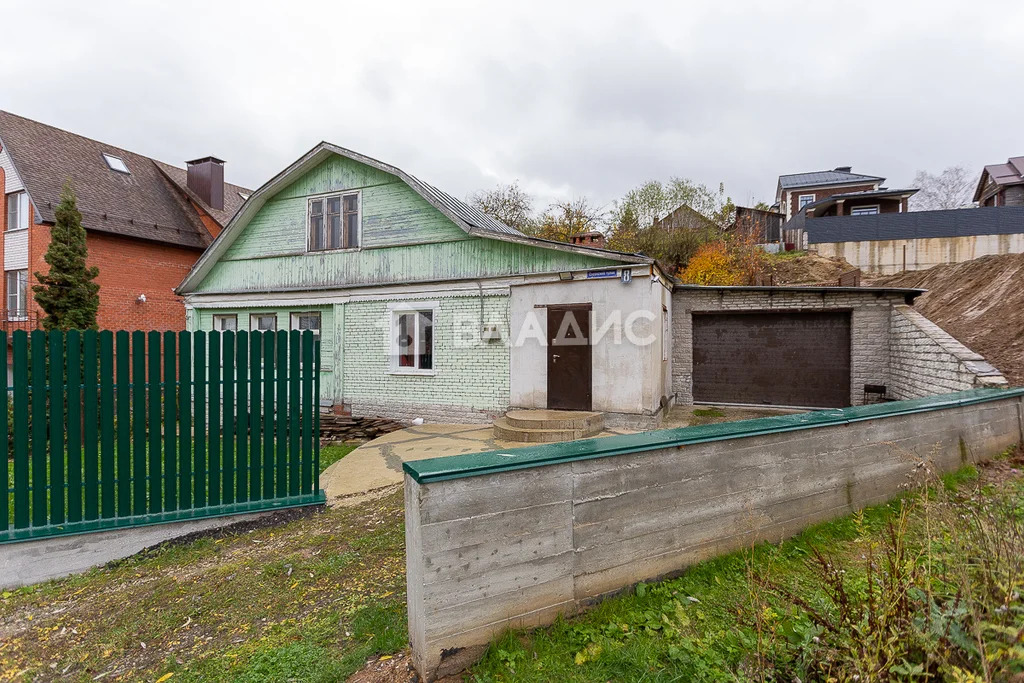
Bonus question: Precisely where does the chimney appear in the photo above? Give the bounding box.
[834,166,852,173]
[571,231,606,249]
[186,156,225,210]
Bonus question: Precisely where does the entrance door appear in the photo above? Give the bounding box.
[547,306,592,411]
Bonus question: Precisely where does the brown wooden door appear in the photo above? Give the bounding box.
[547,307,592,411]
[692,311,851,408]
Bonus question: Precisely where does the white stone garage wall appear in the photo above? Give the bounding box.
[672,289,903,406]
[889,305,1007,399]
[343,293,511,423]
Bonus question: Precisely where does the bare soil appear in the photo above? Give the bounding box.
[870,252,1024,385]
[768,253,855,285]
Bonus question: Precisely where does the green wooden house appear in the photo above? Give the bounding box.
[178,143,673,425]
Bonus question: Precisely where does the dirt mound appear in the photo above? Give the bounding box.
[871,253,1024,385]
[769,253,855,285]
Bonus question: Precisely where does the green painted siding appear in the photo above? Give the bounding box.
[342,295,510,412]
[200,237,620,293]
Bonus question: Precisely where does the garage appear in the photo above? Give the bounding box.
[691,311,852,408]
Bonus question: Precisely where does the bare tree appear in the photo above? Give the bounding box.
[911,166,977,211]
[469,181,535,232]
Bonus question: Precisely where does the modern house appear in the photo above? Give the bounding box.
[774,167,909,220]
[974,156,1024,207]
[177,142,673,426]
[0,110,250,333]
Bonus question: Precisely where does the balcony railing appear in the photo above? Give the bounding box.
[2,310,42,334]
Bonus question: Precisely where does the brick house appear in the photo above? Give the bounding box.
[0,110,250,334]
[973,156,1024,207]
[774,166,913,220]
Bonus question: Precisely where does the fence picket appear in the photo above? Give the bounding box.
[83,331,99,521]
[30,330,47,527]
[147,331,162,514]
[263,332,275,499]
[275,330,287,498]
[116,332,131,517]
[67,331,82,523]
[301,331,313,496]
[179,331,192,510]
[163,332,177,511]
[236,331,248,502]
[209,332,221,507]
[0,331,7,531]
[221,331,235,505]
[193,332,207,508]
[249,332,261,500]
[289,330,300,497]
[12,332,29,529]
[48,330,65,524]
[99,332,115,519]
[131,332,146,516]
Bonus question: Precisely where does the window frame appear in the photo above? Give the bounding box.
[102,153,131,174]
[212,314,238,332]
[250,313,278,332]
[849,204,880,216]
[797,194,815,209]
[6,269,28,320]
[6,192,29,231]
[306,190,361,253]
[388,302,437,376]
[290,311,322,336]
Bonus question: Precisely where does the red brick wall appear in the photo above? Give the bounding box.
[26,221,200,332]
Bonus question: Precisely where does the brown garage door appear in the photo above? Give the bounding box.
[692,311,851,408]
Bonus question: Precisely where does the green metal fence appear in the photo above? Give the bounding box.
[2,329,324,544]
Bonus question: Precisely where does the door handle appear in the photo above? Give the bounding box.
[552,354,560,360]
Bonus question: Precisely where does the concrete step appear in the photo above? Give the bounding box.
[493,410,605,443]
[503,409,604,432]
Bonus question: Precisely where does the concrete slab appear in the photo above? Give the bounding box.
[320,423,634,505]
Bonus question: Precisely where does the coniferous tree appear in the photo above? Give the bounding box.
[33,182,100,330]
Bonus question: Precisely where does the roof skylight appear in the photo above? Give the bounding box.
[102,153,130,174]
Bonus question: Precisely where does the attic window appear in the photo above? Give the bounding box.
[102,153,130,174]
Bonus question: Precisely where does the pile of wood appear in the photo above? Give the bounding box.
[319,414,406,444]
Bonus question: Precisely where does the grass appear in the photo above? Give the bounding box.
[691,407,725,418]
[0,486,406,682]
[319,443,357,473]
[469,452,1024,681]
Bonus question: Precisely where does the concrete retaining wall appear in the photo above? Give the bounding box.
[403,388,1024,679]
[889,306,1007,399]
[814,233,1024,274]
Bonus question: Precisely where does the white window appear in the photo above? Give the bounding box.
[250,314,277,331]
[798,194,815,209]
[291,311,321,336]
[212,314,237,332]
[850,205,880,216]
[6,269,27,320]
[6,192,29,231]
[308,193,359,251]
[102,153,130,174]
[390,307,434,373]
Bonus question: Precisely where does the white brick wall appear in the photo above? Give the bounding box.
[888,305,1007,400]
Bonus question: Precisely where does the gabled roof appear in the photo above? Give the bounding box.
[0,110,250,250]
[799,187,918,215]
[973,156,1024,202]
[778,169,885,191]
[177,142,650,293]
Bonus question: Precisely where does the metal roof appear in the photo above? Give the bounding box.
[778,169,884,190]
[800,187,918,213]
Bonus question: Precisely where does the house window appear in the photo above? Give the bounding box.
[212,314,237,332]
[850,205,880,216]
[391,308,434,373]
[309,193,359,251]
[291,312,321,335]
[5,270,27,319]
[798,194,815,209]
[102,153,130,174]
[250,314,278,332]
[5,192,29,231]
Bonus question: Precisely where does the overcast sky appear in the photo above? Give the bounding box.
[3,0,1021,214]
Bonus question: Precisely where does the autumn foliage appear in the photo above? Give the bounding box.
[678,233,769,285]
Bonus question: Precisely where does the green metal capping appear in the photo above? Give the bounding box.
[403,387,1024,484]
[2,329,325,545]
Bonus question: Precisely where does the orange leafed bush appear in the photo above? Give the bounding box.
[678,241,744,285]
